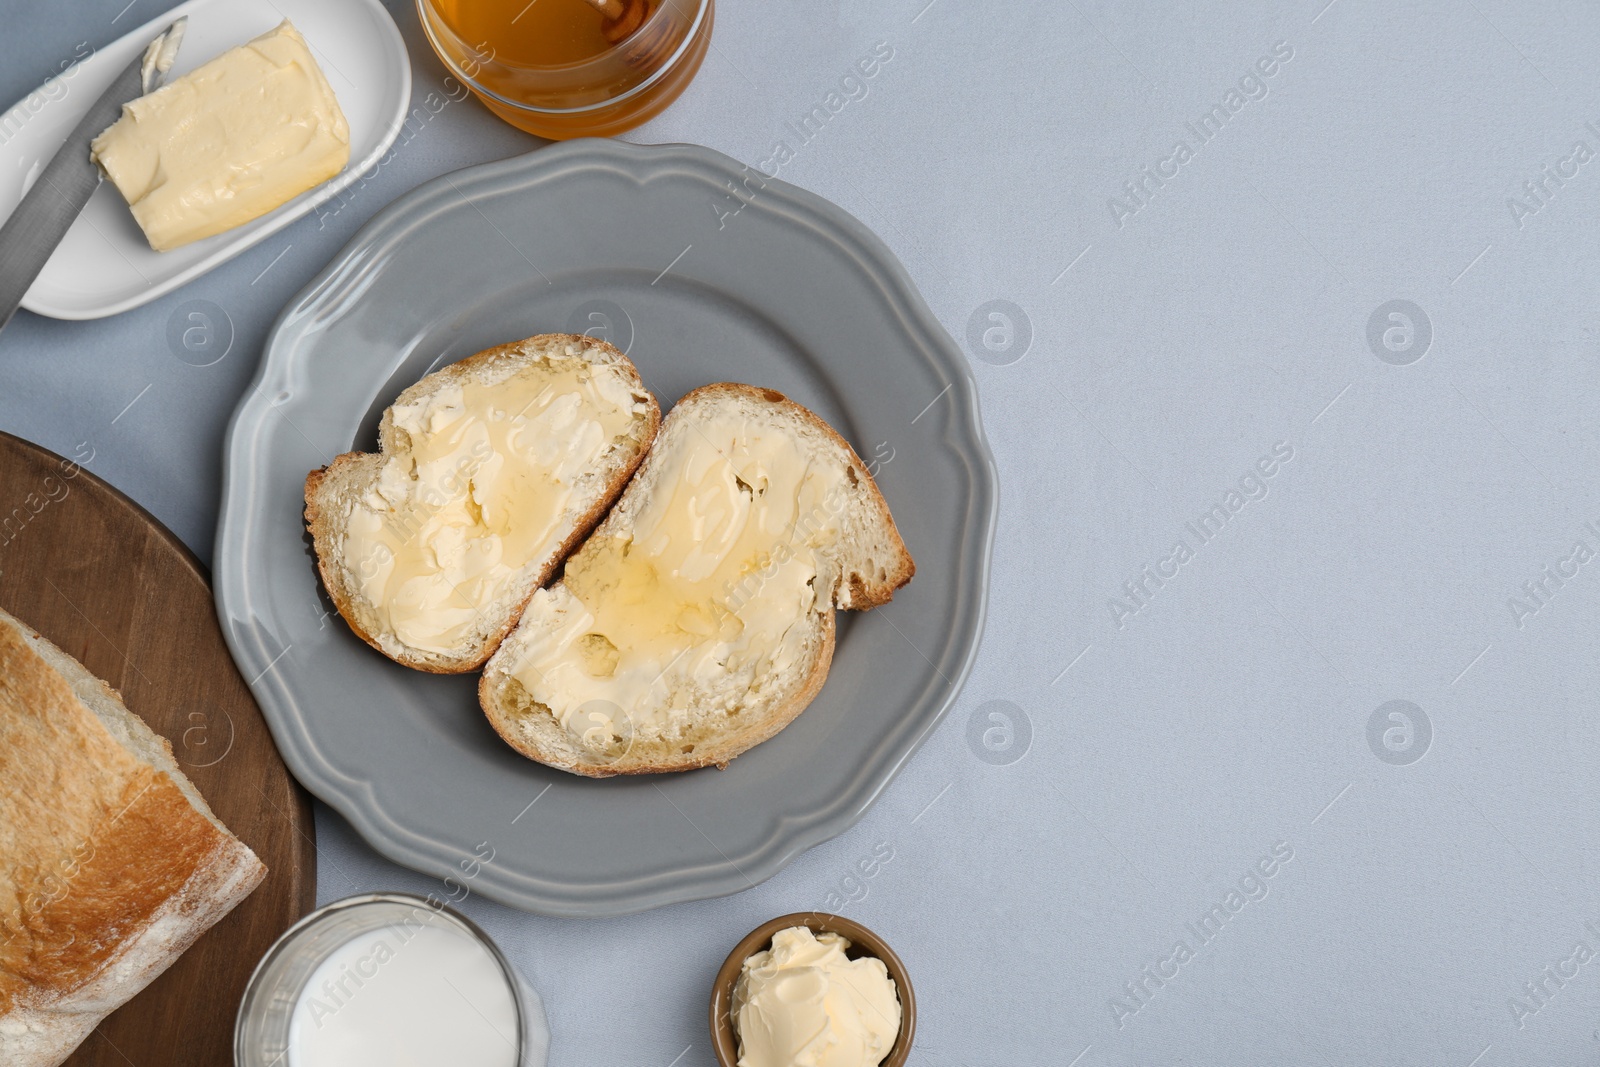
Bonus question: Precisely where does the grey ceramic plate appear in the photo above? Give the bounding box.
[215,139,996,917]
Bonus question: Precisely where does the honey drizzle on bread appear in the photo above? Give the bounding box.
[304,333,660,673]
[480,383,914,776]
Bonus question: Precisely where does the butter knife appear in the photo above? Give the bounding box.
[0,19,185,334]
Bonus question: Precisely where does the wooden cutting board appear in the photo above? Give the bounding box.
[0,430,315,1067]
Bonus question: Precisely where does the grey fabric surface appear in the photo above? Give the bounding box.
[4,1,1599,1064]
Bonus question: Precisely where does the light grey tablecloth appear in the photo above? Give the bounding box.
[6,1,1600,1064]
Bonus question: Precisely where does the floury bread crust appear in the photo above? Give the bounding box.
[304,333,661,673]
[0,607,265,1067]
[480,383,915,777]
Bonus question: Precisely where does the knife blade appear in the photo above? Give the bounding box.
[0,19,186,334]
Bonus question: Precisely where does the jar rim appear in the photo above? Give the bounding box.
[416,0,712,116]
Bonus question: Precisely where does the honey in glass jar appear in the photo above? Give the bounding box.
[417,0,713,139]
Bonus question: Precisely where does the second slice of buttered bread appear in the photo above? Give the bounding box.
[479,383,915,776]
[305,334,660,673]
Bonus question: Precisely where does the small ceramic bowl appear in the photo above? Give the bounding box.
[709,912,915,1067]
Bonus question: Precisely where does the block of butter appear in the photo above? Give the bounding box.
[90,20,349,253]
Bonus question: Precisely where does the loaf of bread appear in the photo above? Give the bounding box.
[480,383,914,775]
[0,606,265,1067]
[305,333,660,672]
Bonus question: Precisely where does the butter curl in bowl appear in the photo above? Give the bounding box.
[711,913,914,1067]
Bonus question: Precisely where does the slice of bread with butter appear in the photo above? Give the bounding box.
[479,383,915,776]
[305,334,660,673]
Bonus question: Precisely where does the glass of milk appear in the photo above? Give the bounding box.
[235,892,549,1067]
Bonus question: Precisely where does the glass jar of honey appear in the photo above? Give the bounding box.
[417,0,713,139]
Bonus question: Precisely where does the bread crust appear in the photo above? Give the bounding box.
[479,382,914,776]
[479,609,840,778]
[304,333,661,673]
[0,607,265,1066]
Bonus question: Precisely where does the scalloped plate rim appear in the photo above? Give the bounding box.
[215,139,998,916]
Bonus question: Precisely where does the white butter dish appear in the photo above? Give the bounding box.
[0,0,409,320]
